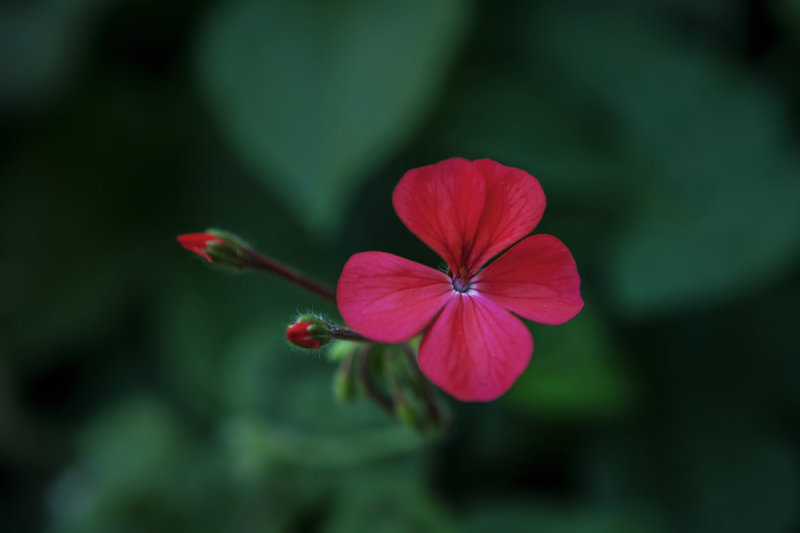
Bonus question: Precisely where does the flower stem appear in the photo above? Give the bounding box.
[383,351,405,405]
[400,343,442,426]
[357,344,393,417]
[247,252,337,303]
[330,327,367,342]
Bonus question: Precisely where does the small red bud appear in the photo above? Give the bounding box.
[286,322,322,349]
[177,229,252,268]
[177,232,225,263]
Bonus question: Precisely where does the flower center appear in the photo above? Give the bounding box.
[451,267,472,293]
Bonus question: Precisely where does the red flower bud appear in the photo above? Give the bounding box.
[286,315,334,349]
[286,322,321,349]
[177,229,253,268]
[177,232,225,263]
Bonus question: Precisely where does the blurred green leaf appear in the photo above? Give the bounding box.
[157,252,336,419]
[223,417,427,475]
[218,316,431,459]
[197,0,470,233]
[0,4,76,108]
[508,306,633,418]
[322,468,455,533]
[76,397,186,500]
[533,5,800,313]
[430,71,639,206]
[48,397,188,533]
[219,315,383,428]
[0,0,110,109]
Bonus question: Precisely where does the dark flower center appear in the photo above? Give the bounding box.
[451,267,472,293]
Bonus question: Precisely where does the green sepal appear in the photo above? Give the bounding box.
[332,355,355,403]
[203,228,253,268]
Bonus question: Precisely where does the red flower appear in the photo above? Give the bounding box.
[177,232,225,263]
[337,158,583,401]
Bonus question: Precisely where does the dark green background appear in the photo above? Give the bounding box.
[2,0,799,531]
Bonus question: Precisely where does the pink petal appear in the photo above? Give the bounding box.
[466,159,546,270]
[473,234,583,325]
[392,158,487,274]
[337,252,453,343]
[418,294,533,402]
[392,158,546,276]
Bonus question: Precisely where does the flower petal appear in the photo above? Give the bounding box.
[392,158,546,276]
[466,159,546,271]
[177,232,224,263]
[337,251,453,343]
[392,157,487,274]
[474,234,583,325]
[418,294,532,402]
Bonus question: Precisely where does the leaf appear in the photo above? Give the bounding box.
[197,0,470,233]
[508,306,633,418]
[533,6,800,314]
[47,397,187,531]
[0,0,108,109]
[322,468,456,533]
[223,417,427,475]
[428,71,639,206]
[217,317,431,472]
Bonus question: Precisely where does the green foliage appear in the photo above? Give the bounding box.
[0,0,101,107]
[48,397,191,533]
[322,469,456,533]
[533,5,800,314]
[2,0,799,532]
[510,305,633,418]
[197,0,470,233]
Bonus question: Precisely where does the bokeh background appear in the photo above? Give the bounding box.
[2,0,800,531]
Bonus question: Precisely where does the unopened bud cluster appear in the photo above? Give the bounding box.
[284,316,446,434]
[332,343,446,434]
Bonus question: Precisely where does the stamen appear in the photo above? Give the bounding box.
[451,267,472,293]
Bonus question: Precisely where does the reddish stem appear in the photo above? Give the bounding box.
[247,252,337,303]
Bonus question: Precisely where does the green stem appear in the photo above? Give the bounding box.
[384,351,405,405]
[357,344,394,416]
[399,343,442,425]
